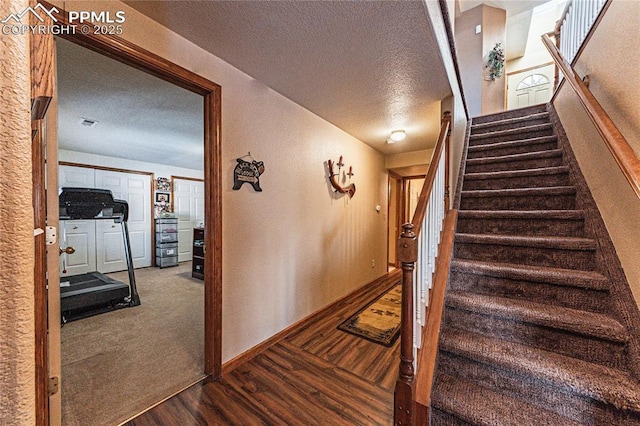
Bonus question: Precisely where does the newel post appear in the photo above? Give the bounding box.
[394,223,418,425]
[442,111,452,212]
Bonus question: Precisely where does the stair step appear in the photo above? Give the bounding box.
[467,135,558,159]
[471,104,548,125]
[447,291,628,343]
[458,209,584,220]
[469,123,554,146]
[450,258,610,290]
[460,186,577,210]
[457,210,585,237]
[439,328,640,412]
[465,149,564,173]
[471,112,550,135]
[463,166,570,190]
[431,373,582,426]
[454,233,597,270]
[465,166,569,181]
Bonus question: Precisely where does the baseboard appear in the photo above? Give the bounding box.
[221,269,402,375]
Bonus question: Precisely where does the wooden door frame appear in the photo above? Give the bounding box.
[387,172,402,268]
[32,3,223,423]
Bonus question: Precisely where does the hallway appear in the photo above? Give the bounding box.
[128,271,401,425]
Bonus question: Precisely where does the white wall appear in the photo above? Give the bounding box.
[385,149,433,170]
[506,0,567,74]
[54,1,389,362]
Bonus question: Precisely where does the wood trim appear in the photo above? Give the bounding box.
[414,210,458,415]
[410,114,451,235]
[505,61,554,78]
[59,161,154,177]
[30,0,53,121]
[222,270,402,375]
[30,1,55,419]
[33,3,224,423]
[32,120,48,426]
[542,34,640,200]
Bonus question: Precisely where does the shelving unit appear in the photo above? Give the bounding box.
[192,227,204,279]
[155,218,178,268]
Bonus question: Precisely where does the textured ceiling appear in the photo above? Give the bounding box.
[125,0,451,155]
[57,38,204,170]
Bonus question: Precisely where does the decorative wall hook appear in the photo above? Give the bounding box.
[327,156,356,198]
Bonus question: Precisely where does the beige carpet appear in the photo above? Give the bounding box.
[61,262,205,426]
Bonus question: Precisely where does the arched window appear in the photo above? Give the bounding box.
[516,74,550,90]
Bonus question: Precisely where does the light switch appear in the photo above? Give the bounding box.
[475,24,482,34]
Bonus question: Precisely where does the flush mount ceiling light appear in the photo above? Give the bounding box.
[389,130,406,142]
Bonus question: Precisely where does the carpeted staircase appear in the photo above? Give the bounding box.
[431,104,640,425]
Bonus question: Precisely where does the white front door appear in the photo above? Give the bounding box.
[173,178,205,262]
[507,64,554,109]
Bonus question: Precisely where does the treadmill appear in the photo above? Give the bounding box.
[59,187,141,322]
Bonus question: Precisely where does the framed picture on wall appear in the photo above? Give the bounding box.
[155,192,170,204]
[155,177,171,191]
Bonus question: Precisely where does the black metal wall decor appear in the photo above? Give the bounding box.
[327,155,356,198]
[233,152,265,192]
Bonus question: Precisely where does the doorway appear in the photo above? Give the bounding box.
[387,173,426,270]
[507,63,555,109]
[31,7,222,425]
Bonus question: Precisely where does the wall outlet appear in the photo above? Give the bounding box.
[371,259,375,268]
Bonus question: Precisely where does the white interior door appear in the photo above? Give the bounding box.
[59,166,97,276]
[60,220,96,277]
[59,164,95,188]
[507,64,554,109]
[95,169,152,271]
[58,165,152,273]
[173,178,205,262]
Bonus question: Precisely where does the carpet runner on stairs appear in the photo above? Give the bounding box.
[431,104,640,425]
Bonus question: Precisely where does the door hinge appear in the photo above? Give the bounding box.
[48,376,59,396]
[45,226,57,246]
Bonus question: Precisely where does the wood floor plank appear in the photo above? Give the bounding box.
[128,272,399,425]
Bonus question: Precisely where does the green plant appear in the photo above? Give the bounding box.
[487,43,505,80]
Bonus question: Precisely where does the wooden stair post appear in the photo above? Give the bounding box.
[394,223,418,425]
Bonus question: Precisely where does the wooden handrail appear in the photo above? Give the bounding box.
[542,34,640,200]
[394,111,452,425]
[410,111,451,235]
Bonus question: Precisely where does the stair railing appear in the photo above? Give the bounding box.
[394,111,458,425]
[555,0,607,67]
[542,18,640,200]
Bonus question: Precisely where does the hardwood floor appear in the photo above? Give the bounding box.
[127,271,401,425]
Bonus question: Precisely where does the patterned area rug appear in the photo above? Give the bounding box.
[338,283,402,347]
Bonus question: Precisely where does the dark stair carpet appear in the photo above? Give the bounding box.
[431,105,640,425]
